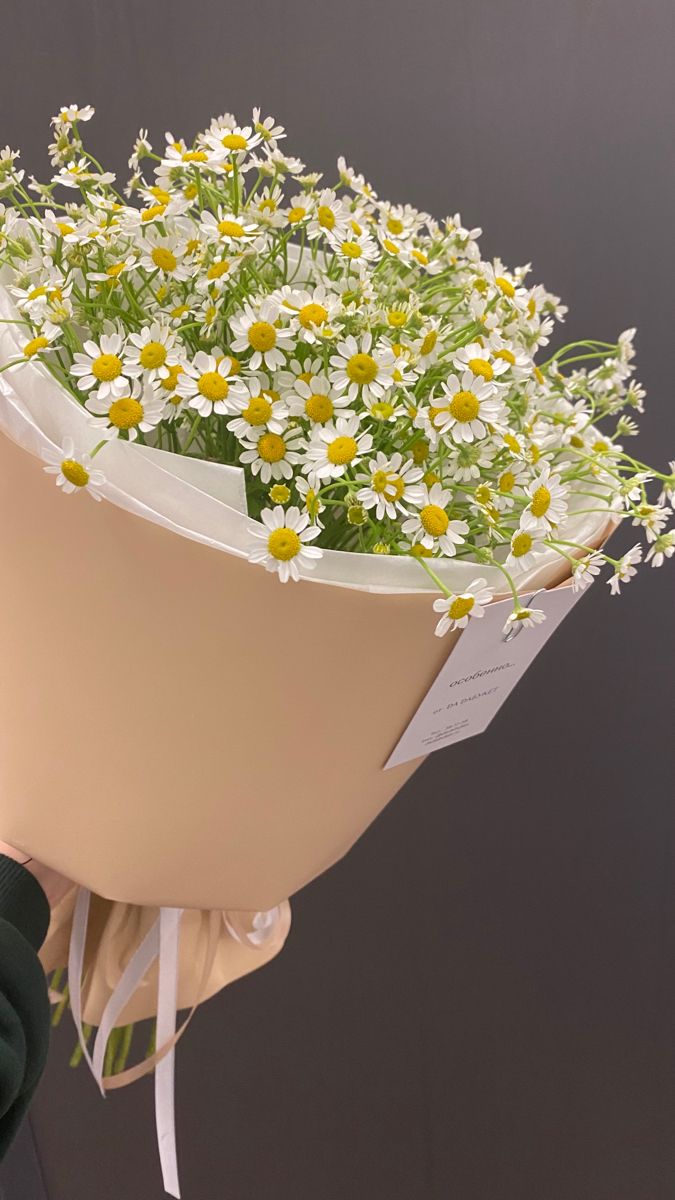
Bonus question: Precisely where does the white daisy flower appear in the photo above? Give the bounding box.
[430,371,505,445]
[203,121,262,159]
[631,502,671,542]
[401,483,469,557]
[137,230,192,281]
[571,552,604,592]
[505,528,547,573]
[608,543,642,594]
[252,109,286,150]
[285,373,352,425]
[356,452,424,520]
[432,578,494,637]
[227,374,288,440]
[229,297,295,371]
[19,328,60,358]
[295,475,326,526]
[278,285,341,344]
[124,322,180,380]
[199,207,260,248]
[52,104,95,127]
[42,436,105,499]
[520,464,569,532]
[304,415,373,482]
[645,531,675,568]
[247,505,322,583]
[156,362,188,420]
[86,379,164,440]
[409,320,442,368]
[70,331,134,401]
[452,340,510,384]
[239,427,305,485]
[504,606,547,631]
[176,351,238,417]
[327,228,379,266]
[306,189,349,241]
[329,333,395,405]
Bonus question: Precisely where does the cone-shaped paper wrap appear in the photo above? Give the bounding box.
[0,285,610,911]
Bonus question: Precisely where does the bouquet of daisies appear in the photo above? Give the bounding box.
[0,104,671,1197]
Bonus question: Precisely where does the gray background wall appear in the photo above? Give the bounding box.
[2,1,675,1197]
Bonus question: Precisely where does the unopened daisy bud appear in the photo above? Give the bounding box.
[269,483,291,505]
[411,439,429,464]
[372,542,391,554]
[347,503,367,526]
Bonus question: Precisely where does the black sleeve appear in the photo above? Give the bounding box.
[0,854,51,1160]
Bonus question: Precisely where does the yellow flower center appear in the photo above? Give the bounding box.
[150,186,171,203]
[370,401,395,421]
[468,357,493,381]
[511,531,533,557]
[305,393,333,423]
[409,543,432,558]
[299,302,328,329]
[92,353,122,382]
[420,504,449,537]
[371,470,390,494]
[221,133,248,151]
[160,364,183,391]
[449,390,480,423]
[495,275,515,297]
[382,239,400,254]
[141,204,166,222]
[151,246,177,272]
[61,459,90,487]
[248,321,277,352]
[198,371,229,402]
[499,471,515,493]
[207,260,230,279]
[317,205,335,229]
[411,439,428,464]
[527,297,537,318]
[411,249,428,265]
[226,355,241,375]
[139,341,167,369]
[106,262,127,279]
[258,433,286,463]
[269,484,290,504]
[504,433,520,454]
[449,595,475,621]
[268,527,301,560]
[57,222,74,235]
[386,216,404,235]
[327,436,358,465]
[346,352,378,385]
[109,397,144,429]
[183,150,208,162]
[243,395,272,426]
[341,240,362,258]
[288,206,306,224]
[23,336,50,357]
[420,329,437,356]
[530,485,551,517]
[388,310,407,327]
[218,219,245,238]
[495,348,516,365]
[534,366,545,385]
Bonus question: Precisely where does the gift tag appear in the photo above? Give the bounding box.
[385,582,588,769]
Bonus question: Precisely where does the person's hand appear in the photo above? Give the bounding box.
[0,841,75,910]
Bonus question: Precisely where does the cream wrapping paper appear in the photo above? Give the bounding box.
[0,282,611,911]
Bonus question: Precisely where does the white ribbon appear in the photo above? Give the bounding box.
[155,907,183,1198]
[67,888,184,1197]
